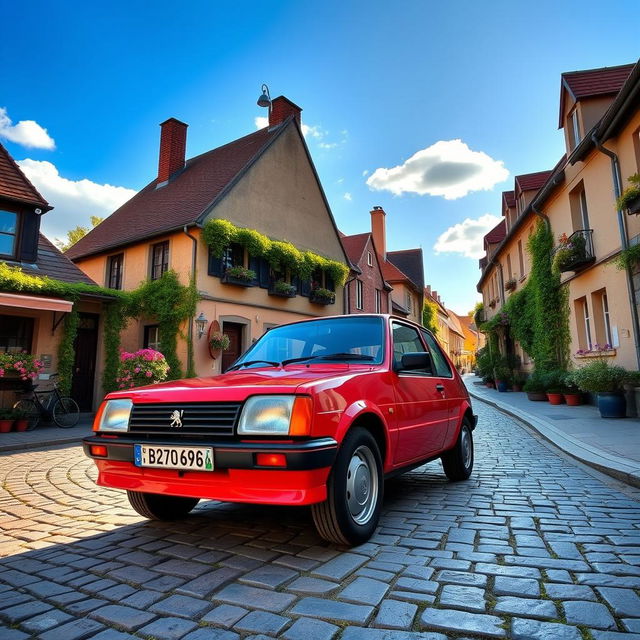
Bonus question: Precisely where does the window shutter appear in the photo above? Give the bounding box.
[326,275,335,292]
[258,258,271,288]
[300,278,311,297]
[208,248,222,276]
[249,255,261,286]
[19,211,40,263]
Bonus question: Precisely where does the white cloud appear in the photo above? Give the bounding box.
[254,116,269,129]
[362,169,369,177]
[17,159,136,241]
[301,124,323,139]
[343,192,352,201]
[0,107,55,150]
[366,139,509,200]
[433,213,502,259]
[254,116,342,150]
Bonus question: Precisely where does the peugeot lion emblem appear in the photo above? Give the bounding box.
[169,409,184,428]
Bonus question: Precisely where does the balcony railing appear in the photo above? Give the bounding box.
[553,229,595,273]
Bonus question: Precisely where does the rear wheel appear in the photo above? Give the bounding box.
[12,399,40,431]
[441,418,474,481]
[312,427,383,546]
[53,397,80,428]
[127,491,200,520]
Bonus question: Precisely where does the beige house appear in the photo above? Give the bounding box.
[68,97,349,376]
[477,60,640,373]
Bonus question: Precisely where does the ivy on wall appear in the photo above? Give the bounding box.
[203,218,350,286]
[422,300,439,335]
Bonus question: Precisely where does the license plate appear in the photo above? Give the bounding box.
[134,444,214,471]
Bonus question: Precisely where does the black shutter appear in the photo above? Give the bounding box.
[326,275,335,292]
[208,248,222,276]
[300,278,311,297]
[19,211,40,263]
[249,255,260,286]
[258,258,271,288]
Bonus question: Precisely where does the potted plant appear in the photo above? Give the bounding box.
[563,371,583,406]
[0,353,44,381]
[544,369,566,405]
[523,371,547,401]
[269,279,297,298]
[571,360,629,418]
[505,277,517,292]
[222,265,256,286]
[494,360,511,393]
[209,332,231,354]
[616,173,640,215]
[116,349,170,389]
[510,374,526,392]
[309,287,335,305]
[0,409,13,433]
[11,407,29,432]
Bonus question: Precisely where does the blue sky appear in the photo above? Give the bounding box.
[2,0,639,313]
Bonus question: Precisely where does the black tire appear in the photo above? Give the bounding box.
[441,418,474,481]
[13,399,40,431]
[312,427,383,546]
[127,491,200,520]
[53,397,80,428]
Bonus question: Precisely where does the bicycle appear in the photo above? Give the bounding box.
[13,373,80,430]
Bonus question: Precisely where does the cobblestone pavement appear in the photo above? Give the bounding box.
[1,401,640,640]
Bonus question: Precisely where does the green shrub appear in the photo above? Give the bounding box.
[571,360,629,393]
[523,371,547,393]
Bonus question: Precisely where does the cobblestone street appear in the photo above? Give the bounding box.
[1,401,640,639]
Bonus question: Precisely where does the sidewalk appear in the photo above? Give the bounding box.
[465,374,640,488]
[0,413,94,453]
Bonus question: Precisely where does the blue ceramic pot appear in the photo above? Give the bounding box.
[496,380,508,392]
[597,392,626,418]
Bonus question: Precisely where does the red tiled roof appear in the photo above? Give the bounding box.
[381,258,410,283]
[0,143,50,208]
[67,125,283,260]
[341,232,370,266]
[559,63,635,127]
[515,170,553,194]
[502,190,516,210]
[484,220,506,245]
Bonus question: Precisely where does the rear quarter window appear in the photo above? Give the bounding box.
[421,330,453,378]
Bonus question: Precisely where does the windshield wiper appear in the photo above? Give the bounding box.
[227,360,280,372]
[281,353,375,366]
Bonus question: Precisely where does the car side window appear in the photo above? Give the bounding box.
[392,322,430,373]
[421,330,453,378]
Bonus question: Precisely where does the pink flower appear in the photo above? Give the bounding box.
[146,371,152,377]
[134,367,140,373]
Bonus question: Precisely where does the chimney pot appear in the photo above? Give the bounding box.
[269,96,302,128]
[158,118,188,183]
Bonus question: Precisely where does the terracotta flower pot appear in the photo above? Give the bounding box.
[0,420,12,433]
[485,382,495,389]
[13,419,28,432]
[526,392,547,402]
[512,384,523,392]
[564,393,583,406]
[547,393,565,405]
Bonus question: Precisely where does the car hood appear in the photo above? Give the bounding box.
[107,365,375,404]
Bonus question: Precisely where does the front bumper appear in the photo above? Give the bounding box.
[83,435,337,506]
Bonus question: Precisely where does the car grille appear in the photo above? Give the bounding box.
[128,402,241,437]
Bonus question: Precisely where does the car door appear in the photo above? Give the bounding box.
[391,321,451,465]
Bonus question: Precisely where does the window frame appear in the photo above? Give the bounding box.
[150,241,170,280]
[355,279,364,310]
[107,253,124,290]
[367,251,373,267]
[143,325,161,351]
[375,289,382,313]
[0,209,19,259]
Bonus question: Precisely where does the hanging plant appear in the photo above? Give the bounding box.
[209,332,230,351]
[616,173,640,213]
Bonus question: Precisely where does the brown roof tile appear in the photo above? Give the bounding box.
[515,170,553,194]
[484,219,506,245]
[387,249,424,291]
[67,125,284,260]
[0,143,50,209]
[341,232,370,266]
[502,190,516,210]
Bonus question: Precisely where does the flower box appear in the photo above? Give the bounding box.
[310,289,335,305]
[221,270,255,287]
[268,281,296,298]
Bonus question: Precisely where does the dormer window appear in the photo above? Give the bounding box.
[0,210,18,257]
[569,108,582,148]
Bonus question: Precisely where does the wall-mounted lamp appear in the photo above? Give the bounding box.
[257,83,272,112]
[195,312,208,339]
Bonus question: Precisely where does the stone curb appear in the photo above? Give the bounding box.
[0,433,86,453]
[468,387,640,488]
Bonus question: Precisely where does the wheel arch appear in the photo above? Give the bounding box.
[335,403,390,467]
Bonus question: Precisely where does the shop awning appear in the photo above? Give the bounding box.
[0,292,73,313]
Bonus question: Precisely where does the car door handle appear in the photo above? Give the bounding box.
[435,384,445,392]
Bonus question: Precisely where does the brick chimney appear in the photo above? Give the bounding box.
[269,96,302,128]
[158,118,188,183]
[370,206,387,259]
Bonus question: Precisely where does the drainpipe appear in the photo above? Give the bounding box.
[183,226,198,374]
[592,134,640,368]
[531,203,551,231]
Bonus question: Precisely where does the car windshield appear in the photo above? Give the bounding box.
[233,316,386,369]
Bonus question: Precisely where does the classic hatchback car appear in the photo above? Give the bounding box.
[84,315,476,545]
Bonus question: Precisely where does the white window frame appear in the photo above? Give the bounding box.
[518,240,524,278]
[367,251,373,267]
[571,108,581,146]
[602,292,612,346]
[583,300,592,350]
[356,279,364,310]
[375,289,381,313]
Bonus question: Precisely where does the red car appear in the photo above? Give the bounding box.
[84,315,476,545]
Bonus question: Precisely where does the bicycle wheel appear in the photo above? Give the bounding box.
[13,399,41,431]
[52,397,80,428]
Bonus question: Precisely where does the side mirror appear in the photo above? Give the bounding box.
[399,351,433,373]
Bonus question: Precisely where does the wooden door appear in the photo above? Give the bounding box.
[71,313,99,410]
[221,322,244,372]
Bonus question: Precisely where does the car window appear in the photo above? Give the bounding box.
[421,330,453,378]
[392,322,430,373]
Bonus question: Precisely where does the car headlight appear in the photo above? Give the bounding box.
[94,399,133,432]
[238,395,312,436]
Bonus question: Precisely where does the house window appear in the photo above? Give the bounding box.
[570,183,590,232]
[356,280,364,310]
[570,108,581,147]
[602,292,612,346]
[107,253,124,290]
[591,289,613,347]
[222,243,245,270]
[406,292,412,313]
[151,241,169,280]
[367,251,373,267]
[506,254,512,280]
[0,315,34,353]
[575,296,592,350]
[375,289,382,313]
[518,240,524,278]
[144,325,161,351]
[0,210,18,257]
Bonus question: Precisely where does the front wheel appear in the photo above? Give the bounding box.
[13,399,40,431]
[53,397,80,428]
[312,427,383,546]
[127,491,200,520]
[441,418,474,481]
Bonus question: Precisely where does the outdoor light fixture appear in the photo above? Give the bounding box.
[195,312,208,339]
[257,84,271,110]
